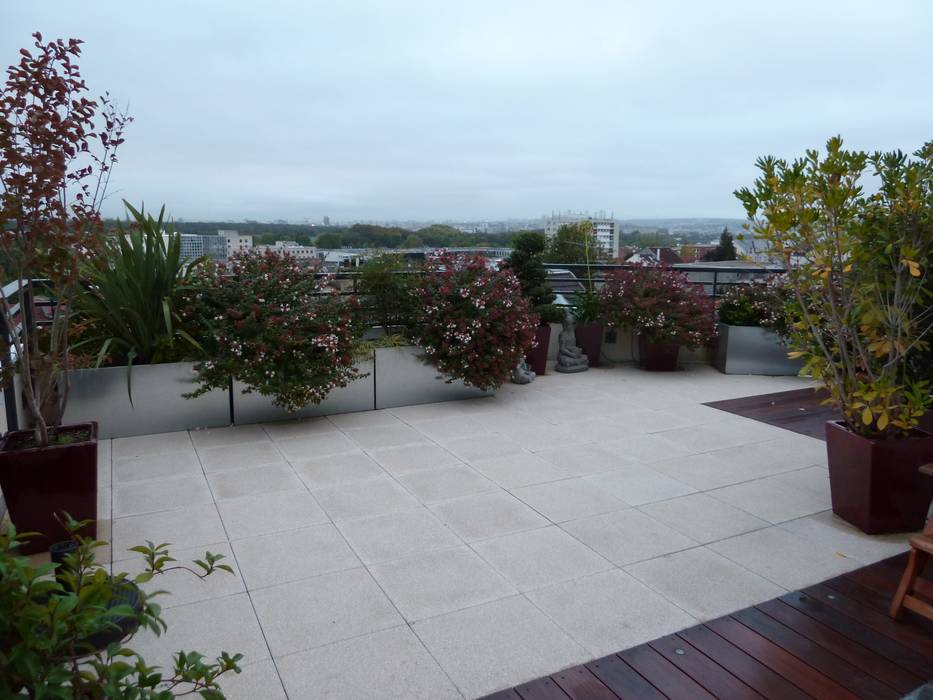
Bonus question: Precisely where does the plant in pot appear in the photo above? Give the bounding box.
[714,275,801,375]
[502,231,564,375]
[411,252,537,390]
[599,264,716,371]
[735,136,933,533]
[0,34,131,553]
[183,250,363,413]
[1,516,242,698]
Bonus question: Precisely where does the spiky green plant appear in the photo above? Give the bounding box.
[76,201,204,374]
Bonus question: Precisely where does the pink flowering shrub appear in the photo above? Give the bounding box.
[599,265,717,348]
[716,275,791,337]
[412,253,537,390]
[183,251,362,411]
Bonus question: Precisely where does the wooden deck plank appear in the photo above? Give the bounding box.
[757,599,922,694]
[585,655,666,700]
[550,667,620,700]
[801,584,933,662]
[706,616,860,700]
[648,634,763,699]
[515,677,572,700]
[619,645,717,700]
[676,625,811,700]
[823,574,933,637]
[732,606,899,700]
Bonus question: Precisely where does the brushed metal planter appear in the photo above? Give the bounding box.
[61,363,231,439]
[374,346,492,410]
[232,359,375,424]
[714,322,803,376]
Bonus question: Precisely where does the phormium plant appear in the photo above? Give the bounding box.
[183,251,362,412]
[412,252,537,390]
[599,264,717,348]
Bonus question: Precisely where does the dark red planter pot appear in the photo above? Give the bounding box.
[526,325,552,375]
[575,323,604,367]
[637,336,681,371]
[0,422,98,554]
[825,420,933,534]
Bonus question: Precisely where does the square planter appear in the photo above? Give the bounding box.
[825,420,933,534]
[232,358,375,424]
[714,322,803,375]
[374,346,492,410]
[0,422,97,554]
[59,363,231,439]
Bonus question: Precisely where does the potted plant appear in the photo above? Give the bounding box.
[714,275,802,375]
[572,288,604,367]
[410,252,537,391]
[502,232,564,375]
[65,202,231,438]
[0,34,131,552]
[599,264,716,371]
[1,516,242,697]
[736,137,933,533]
[183,250,367,422]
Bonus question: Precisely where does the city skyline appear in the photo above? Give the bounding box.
[3,2,931,222]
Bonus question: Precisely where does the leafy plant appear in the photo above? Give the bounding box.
[735,136,933,438]
[0,33,130,445]
[599,264,717,348]
[355,254,417,331]
[183,251,363,412]
[716,275,790,336]
[411,253,537,390]
[543,221,608,264]
[571,289,601,324]
[502,232,564,325]
[0,516,241,698]
[76,202,205,371]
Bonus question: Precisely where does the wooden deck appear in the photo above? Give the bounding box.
[481,552,933,699]
[703,388,837,440]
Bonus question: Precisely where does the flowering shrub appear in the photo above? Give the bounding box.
[183,252,362,412]
[599,265,716,348]
[716,275,790,336]
[411,253,537,390]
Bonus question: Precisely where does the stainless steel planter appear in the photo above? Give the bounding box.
[374,346,492,409]
[232,359,375,424]
[714,322,803,375]
[61,363,231,438]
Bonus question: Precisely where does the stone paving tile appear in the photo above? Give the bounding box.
[472,526,613,591]
[368,442,463,477]
[585,466,696,506]
[113,450,204,484]
[441,433,526,463]
[251,567,403,657]
[638,492,768,544]
[217,490,328,540]
[113,474,213,517]
[369,546,516,621]
[337,508,463,564]
[112,431,194,459]
[292,450,386,488]
[561,509,697,566]
[708,466,832,523]
[398,465,497,503]
[778,510,910,564]
[430,491,548,542]
[313,476,420,520]
[276,626,461,700]
[526,569,697,656]
[207,462,304,500]
[413,595,587,699]
[189,424,270,449]
[111,504,227,556]
[470,452,567,489]
[197,441,284,473]
[512,478,629,523]
[625,546,786,621]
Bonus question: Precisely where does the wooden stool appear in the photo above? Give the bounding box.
[890,463,933,621]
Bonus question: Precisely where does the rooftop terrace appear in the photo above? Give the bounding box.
[36,365,915,699]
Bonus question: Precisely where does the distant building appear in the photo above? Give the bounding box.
[220,230,253,258]
[168,233,226,262]
[323,216,331,226]
[544,212,620,258]
[678,244,718,262]
[626,247,683,266]
[254,240,318,262]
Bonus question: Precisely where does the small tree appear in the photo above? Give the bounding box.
[0,33,130,445]
[543,222,607,264]
[356,254,417,331]
[502,232,563,324]
[735,136,933,437]
[703,228,738,261]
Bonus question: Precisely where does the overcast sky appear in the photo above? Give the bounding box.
[3,2,932,222]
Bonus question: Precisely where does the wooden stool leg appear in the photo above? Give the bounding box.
[890,550,929,619]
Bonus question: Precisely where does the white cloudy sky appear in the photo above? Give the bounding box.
[3,2,931,221]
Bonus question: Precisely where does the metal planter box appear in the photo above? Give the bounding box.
[374,346,492,410]
[714,322,803,376]
[61,362,231,439]
[232,358,375,424]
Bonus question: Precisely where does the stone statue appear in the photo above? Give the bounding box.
[511,359,536,384]
[554,312,589,373]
